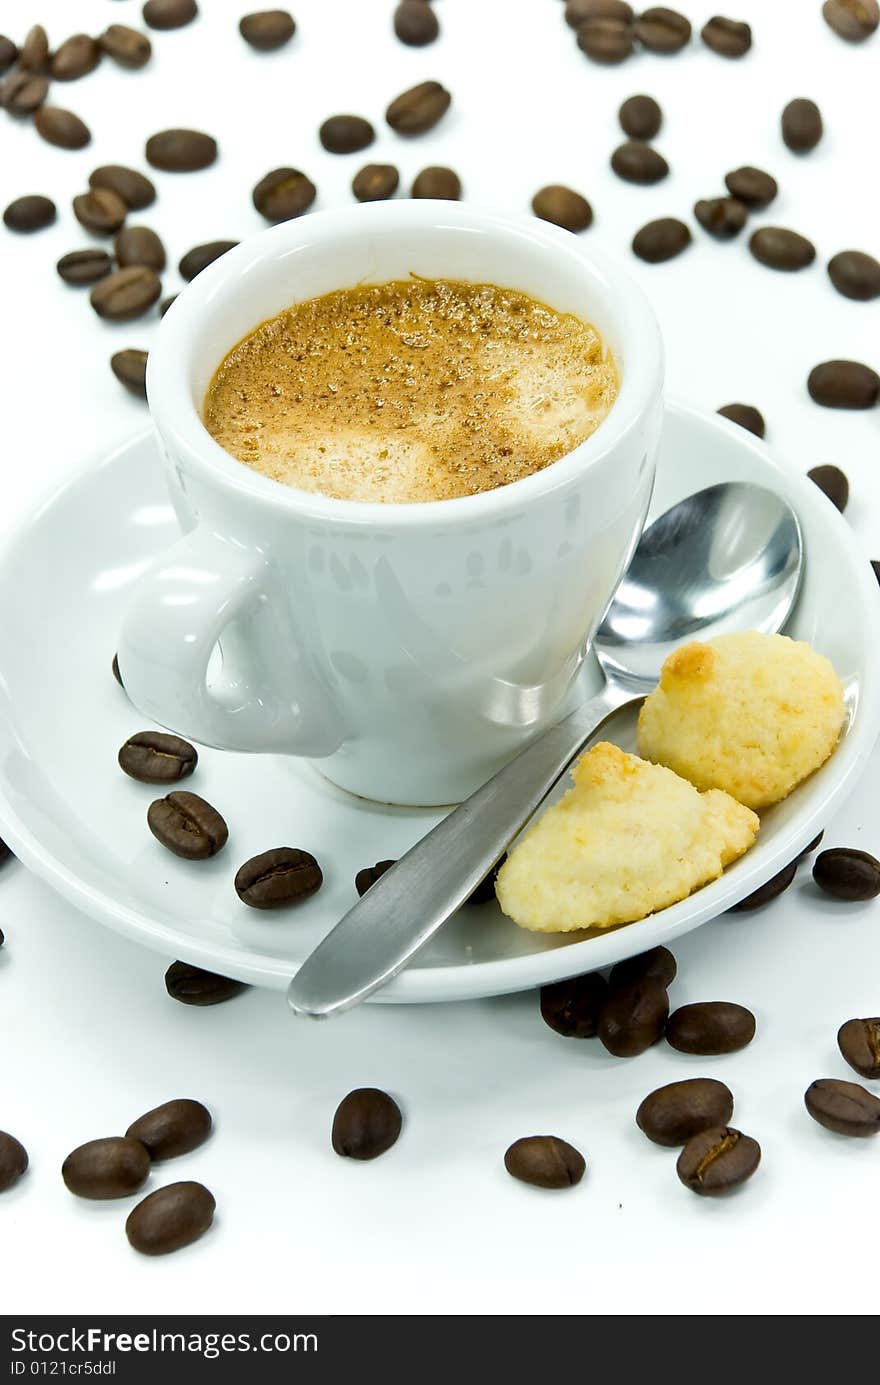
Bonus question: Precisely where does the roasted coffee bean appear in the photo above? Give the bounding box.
[598,978,668,1057]
[504,1136,585,1189]
[827,251,880,302]
[178,240,237,282]
[146,128,217,172]
[467,854,507,905]
[728,860,796,910]
[352,163,399,202]
[701,16,751,56]
[838,1018,880,1079]
[3,195,56,233]
[73,187,128,235]
[619,93,662,139]
[112,653,124,687]
[637,1078,734,1147]
[873,560,880,585]
[540,971,608,1038]
[159,294,177,317]
[0,1131,28,1192]
[0,36,17,75]
[808,464,849,512]
[813,847,880,899]
[808,360,879,409]
[782,98,823,153]
[62,1137,151,1200]
[99,24,152,69]
[610,141,668,184]
[143,0,198,29]
[577,18,635,63]
[117,731,196,786]
[91,267,162,321]
[252,167,316,221]
[34,106,92,151]
[386,80,451,136]
[51,34,101,81]
[724,165,777,209]
[235,847,323,908]
[239,10,296,50]
[749,226,815,271]
[319,114,375,155]
[633,217,691,263]
[148,791,228,860]
[610,946,677,990]
[566,0,634,24]
[394,2,440,45]
[823,0,879,41]
[805,1078,880,1136]
[411,166,461,200]
[799,830,824,858]
[115,226,166,271]
[694,196,747,240]
[635,6,692,52]
[111,350,149,399]
[1,71,49,115]
[57,249,114,285]
[666,1002,756,1055]
[20,24,49,72]
[126,1099,212,1160]
[531,184,593,232]
[332,1088,402,1160]
[717,402,765,437]
[165,960,246,1005]
[355,860,396,896]
[676,1126,760,1195]
[126,1182,215,1255]
[90,165,156,211]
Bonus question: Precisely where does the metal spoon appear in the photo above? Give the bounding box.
[288,482,802,1019]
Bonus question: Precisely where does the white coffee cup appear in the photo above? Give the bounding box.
[118,201,663,806]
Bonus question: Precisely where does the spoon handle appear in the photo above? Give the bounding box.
[287,679,637,1018]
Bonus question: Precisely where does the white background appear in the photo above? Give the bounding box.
[2,0,880,1317]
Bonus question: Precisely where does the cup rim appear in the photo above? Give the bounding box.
[147,201,663,527]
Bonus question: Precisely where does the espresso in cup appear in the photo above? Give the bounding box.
[202,278,619,504]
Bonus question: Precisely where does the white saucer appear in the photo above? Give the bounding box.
[1,402,878,1003]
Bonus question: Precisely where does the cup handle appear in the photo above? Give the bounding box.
[117,528,345,756]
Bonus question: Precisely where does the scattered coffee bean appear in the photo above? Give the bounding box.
[804,1078,880,1136]
[666,1001,756,1055]
[799,831,824,858]
[3,195,56,233]
[0,1132,28,1192]
[332,1088,402,1160]
[73,187,128,235]
[695,196,748,239]
[619,93,662,139]
[576,17,635,62]
[159,294,177,317]
[808,464,849,512]
[531,184,593,232]
[637,1078,734,1147]
[146,128,217,172]
[148,791,228,860]
[112,653,124,687]
[0,37,17,75]
[235,847,323,908]
[252,167,316,221]
[51,34,101,81]
[352,163,399,202]
[782,98,823,153]
[808,360,879,409]
[504,1135,585,1189]
[827,250,880,302]
[90,165,156,211]
[566,0,634,24]
[117,731,196,786]
[20,24,49,72]
[540,971,608,1038]
[1,71,49,115]
[749,226,815,271]
[239,10,296,50]
[598,978,668,1057]
[126,1181,215,1256]
[611,141,668,184]
[717,402,765,437]
[99,24,152,70]
[873,560,880,585]
[724,165,777,209]
[111,350,149,399]
[728,859,797,910]
[813,847,880,899]
[319,114,375,155]
[701,15,751,56]
[838,1018,880,1079]
[676,1126,760,1195]
[395,2,440,45]
[91,266,161,320]
[635,7,692,52]
[467,854,507,905]
[609,946,677,990]
[632,217,691,263]
[57,248,114,285]
[143,0,198,29]
[822,0,879,42]
[386,80,451,135]
[115,226,166,271]
[34,106,92,151]
[126,1099,212,1160]
[411,166,462,200]
[355,860,396,896]
[165,960,247,1005]
[62,1136,151,1200]
[178,240,237,282]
